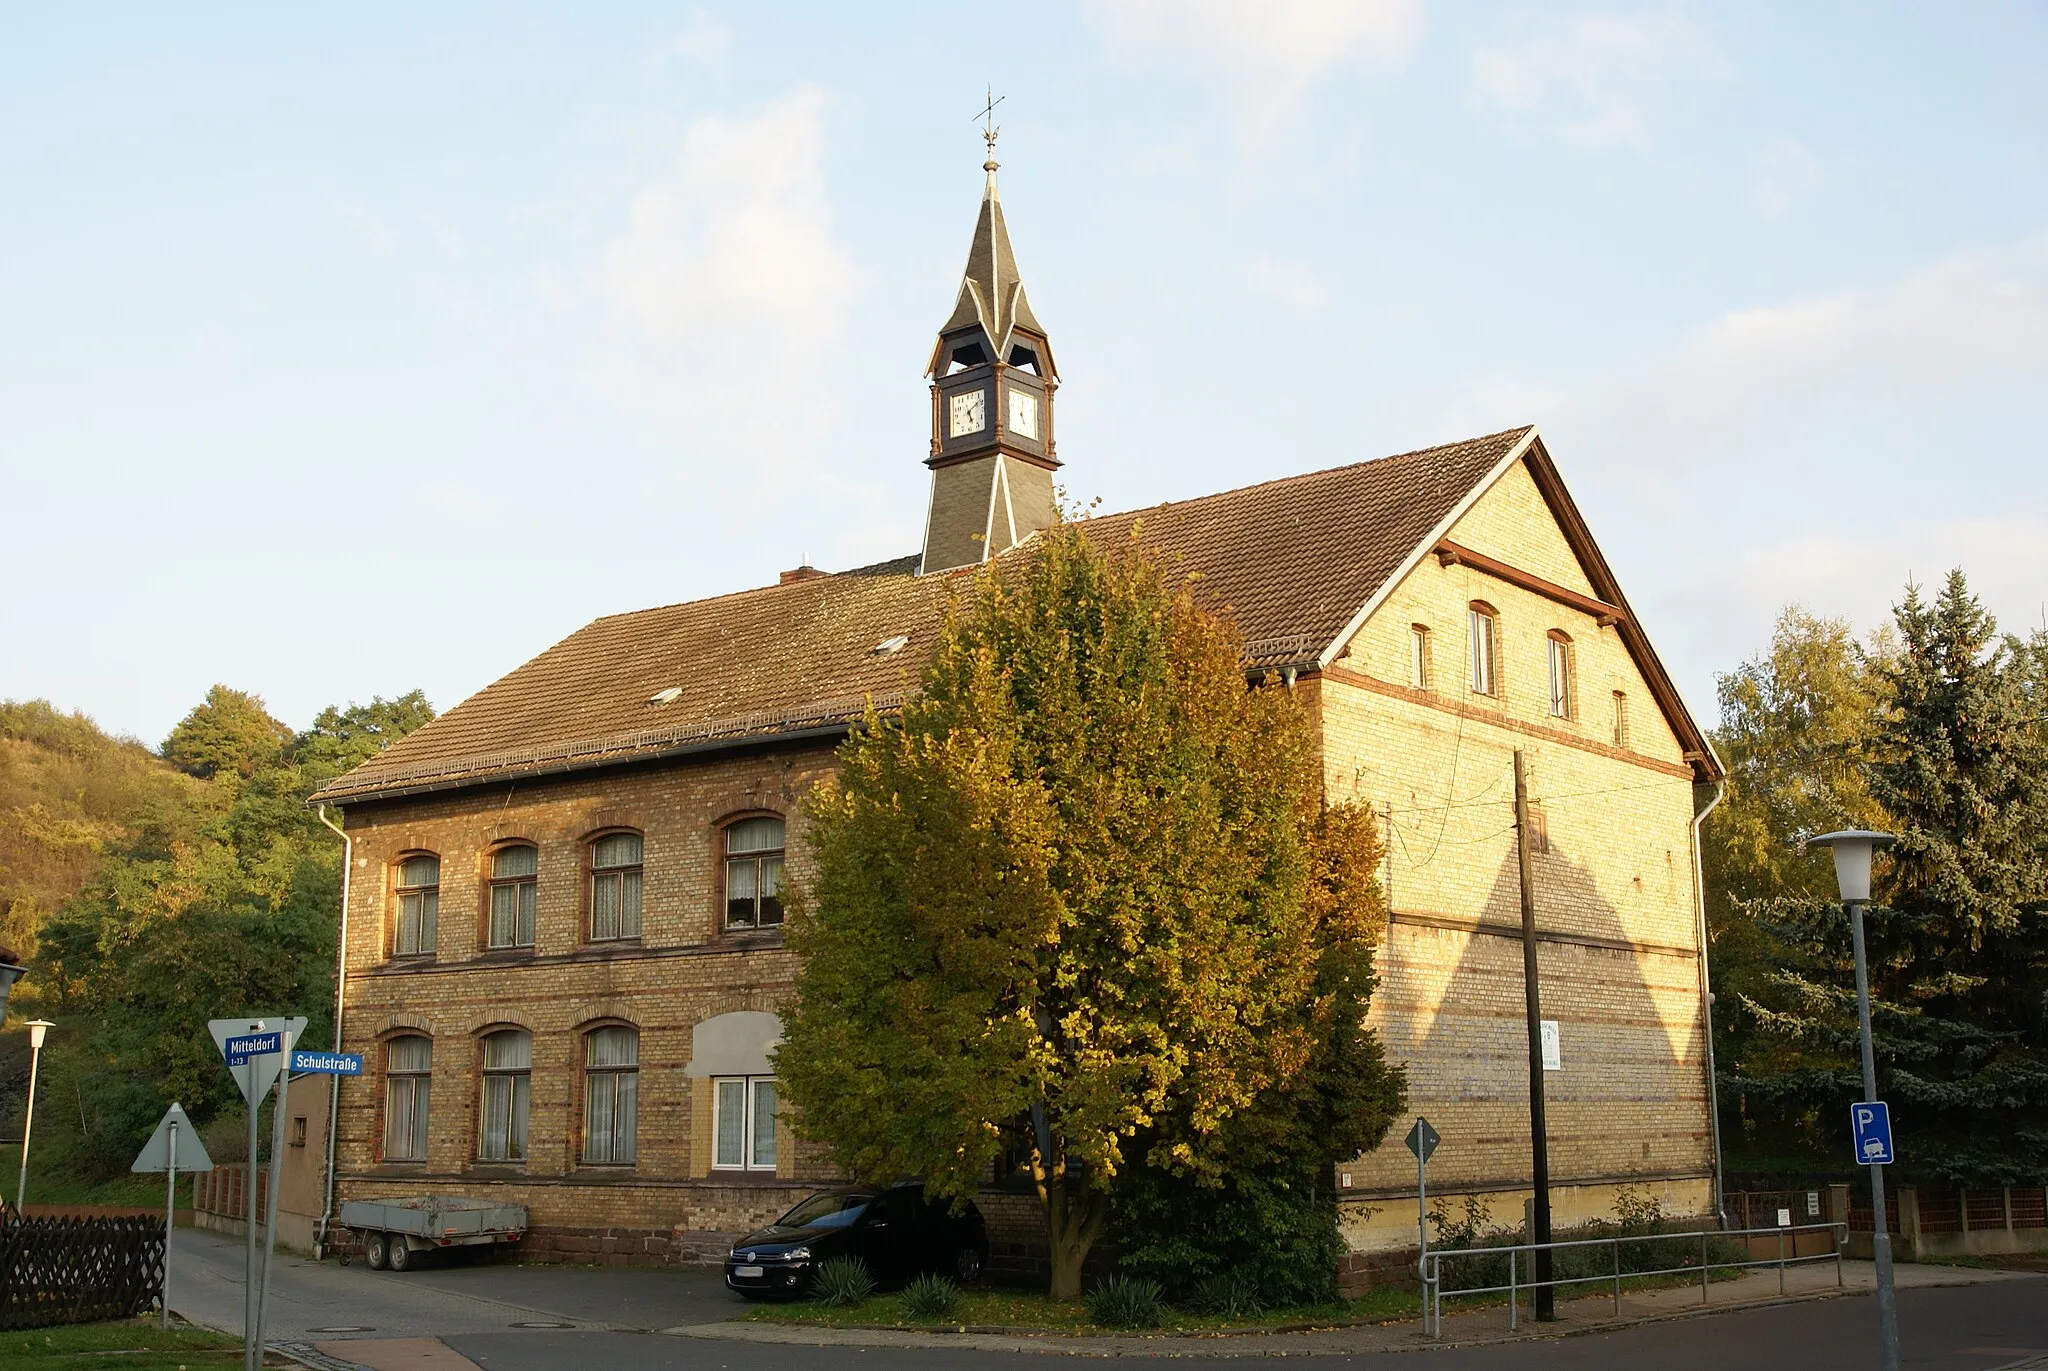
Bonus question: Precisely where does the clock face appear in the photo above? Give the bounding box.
[1007,388,1039,440]
[949,389,987,438]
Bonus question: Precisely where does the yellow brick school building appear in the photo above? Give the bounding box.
[301,157,1725,1279]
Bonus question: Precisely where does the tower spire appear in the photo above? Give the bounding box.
[918,112,1060,576]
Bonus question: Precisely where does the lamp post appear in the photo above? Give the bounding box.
[1808,829,1899,1371]
[17,1020,53,1212]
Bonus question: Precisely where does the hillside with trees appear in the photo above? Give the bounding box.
[0,687,430,1190]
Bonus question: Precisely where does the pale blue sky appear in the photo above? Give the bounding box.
[5,2,2046,744]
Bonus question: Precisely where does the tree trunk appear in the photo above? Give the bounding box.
[1043,1178,1105,1301]
[1031,1125,1107,1301]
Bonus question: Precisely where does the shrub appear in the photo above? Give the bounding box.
[900,1273,960,1321]
[809,1256,876,1307]
[1112,1170,1343,1308]
[1185,1269,1264,1319]
[1087,1274,1164,1329]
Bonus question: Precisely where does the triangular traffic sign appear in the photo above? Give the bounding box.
[208,1015,308,1106]
[132,1103,214,1174]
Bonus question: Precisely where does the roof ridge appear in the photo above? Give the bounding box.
[1078,425,1535,526]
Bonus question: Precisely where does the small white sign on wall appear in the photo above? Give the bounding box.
[1540,1020,1562,1071]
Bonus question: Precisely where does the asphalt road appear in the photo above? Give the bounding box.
[171,1227,2048,1371]
[169,1226,745,1339]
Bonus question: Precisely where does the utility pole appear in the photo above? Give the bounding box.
[1513,751,1555,1320]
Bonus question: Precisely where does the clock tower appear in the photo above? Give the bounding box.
[919,145,1059,575]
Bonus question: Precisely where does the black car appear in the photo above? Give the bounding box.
[724,1182,989,1299]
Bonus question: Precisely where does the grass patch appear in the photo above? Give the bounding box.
[0,1317,270,1370]
[745,1283,1425,1333]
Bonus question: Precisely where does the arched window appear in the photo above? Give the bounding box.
[723,817,785,930]
[393,855,439,957]
[589,833,643,941]
[1467,603,1499,697]
[478,1029,531,1162]
[1546,631,1576,720]
[1409,624,1432,690]
[583,1026,639,1164]
[713,1076,777,1172]
[382,1035,432,1161]
[487,844,538,950]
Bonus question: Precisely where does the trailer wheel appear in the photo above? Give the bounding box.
[387,1238,413,1272]
[364,1232,389,1270]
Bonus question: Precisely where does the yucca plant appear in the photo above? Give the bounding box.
[1086,1274,1164,1329]
[1186,1270,1264,1319]
[809,1255,877,1307]
[900,1272,961,1321]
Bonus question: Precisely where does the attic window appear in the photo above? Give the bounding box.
[646,686,683,706]
[871,635,909,656]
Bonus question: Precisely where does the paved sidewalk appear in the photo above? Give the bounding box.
[662,1260,2038,1358]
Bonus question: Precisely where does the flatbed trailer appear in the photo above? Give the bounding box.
[339,1197,527,1271]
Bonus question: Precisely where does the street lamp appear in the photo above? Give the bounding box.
[16,1020,53,1213]
[1808,829,1899,1371]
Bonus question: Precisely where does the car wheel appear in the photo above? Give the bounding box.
[364,1233,388,1271]
[387,1238,413,1272]
[954,1246,984,1284]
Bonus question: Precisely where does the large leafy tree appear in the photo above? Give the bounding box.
[1702,609,1887,1161]
[160,684,295,780]
[1726,574,2048,1180]
[775,521,1403,1298]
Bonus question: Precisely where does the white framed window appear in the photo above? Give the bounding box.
[478,1030,531,1162]
[589,833,643,941]
[583,1026,639,1164]
[1612,691,1630,748]
[723,818,785,930]
[1546,632,1575,719]
[487,845,538,949]
[712,1076,777,1171]
[393,854,439,957]
[382,1035,432,1162]
[1467,604,1498,697]
[1408,624,1431,689]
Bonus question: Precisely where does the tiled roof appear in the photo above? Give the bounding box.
[311,427,1534,804]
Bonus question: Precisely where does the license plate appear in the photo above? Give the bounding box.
[734,1265,764,1278]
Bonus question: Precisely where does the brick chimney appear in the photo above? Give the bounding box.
[779,565,828,585]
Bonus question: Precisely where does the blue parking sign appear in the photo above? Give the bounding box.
[1851,1101,1894,1165]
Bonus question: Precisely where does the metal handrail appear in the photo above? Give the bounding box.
[1421,1221,1846,1337]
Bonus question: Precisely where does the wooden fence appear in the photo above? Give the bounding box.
[0,1210,164,1330]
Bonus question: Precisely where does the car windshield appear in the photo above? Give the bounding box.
[777,1192,874,1230]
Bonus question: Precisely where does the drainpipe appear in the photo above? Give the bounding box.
[1690,774,1728,1229]
[313,805,351,1257]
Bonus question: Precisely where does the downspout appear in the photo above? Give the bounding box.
[1690,774,1728,1229]
[313,805,351,1257]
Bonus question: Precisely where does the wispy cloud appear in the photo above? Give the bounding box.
[1473,10,1706,147]
[1085,0,1426,146]
[590,87,855,476]
[665,11,731,61]
[1477,235,2048,700]
[1746,137,1823,220]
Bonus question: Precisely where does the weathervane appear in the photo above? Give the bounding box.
[976,86,1005,166]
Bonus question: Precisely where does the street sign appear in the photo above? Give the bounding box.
[1405,1116,1441,1162]
[132,1103,213,1174]
[207,1017,308,1106]
[290,1050,361,1076]
[224,1032,281,1066]
[1851,1100,1895,1165]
